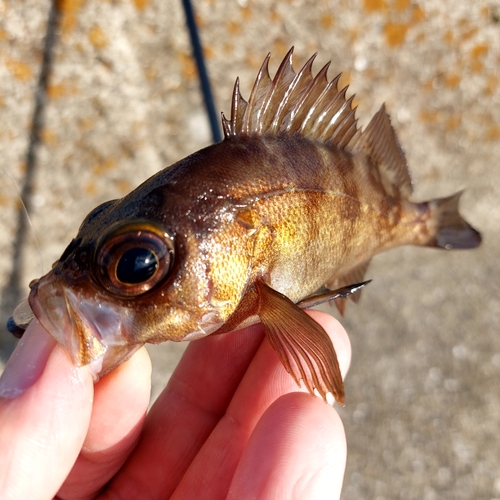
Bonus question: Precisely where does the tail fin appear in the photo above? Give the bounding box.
[428,192,482,249]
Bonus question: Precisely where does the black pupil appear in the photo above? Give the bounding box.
[116,248,158,284]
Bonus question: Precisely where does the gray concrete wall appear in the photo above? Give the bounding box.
[1,1,499,498]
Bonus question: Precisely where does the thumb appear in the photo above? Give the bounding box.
[0,320,94,499]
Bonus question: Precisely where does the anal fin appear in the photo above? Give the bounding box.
[255,280,344,405]
[325,260,371,315]
[296,281,371,309]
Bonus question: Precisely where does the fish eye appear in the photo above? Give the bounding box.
[96,221,174,297]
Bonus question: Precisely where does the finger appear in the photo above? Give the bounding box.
[57,347,151,500]
[0,321,94,499]
[102,324,265,500]
[306,309,352,379]
[171,311,350,499]
[227,392,347,500]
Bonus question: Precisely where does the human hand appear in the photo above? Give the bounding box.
[0,309,350,499]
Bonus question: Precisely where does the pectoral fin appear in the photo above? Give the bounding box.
[255,280,344,405]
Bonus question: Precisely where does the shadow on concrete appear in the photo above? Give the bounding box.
[0,1,61,363]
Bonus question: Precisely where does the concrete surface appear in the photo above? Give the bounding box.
[1,0,499,498]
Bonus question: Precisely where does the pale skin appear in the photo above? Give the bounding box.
[0,310,350,499]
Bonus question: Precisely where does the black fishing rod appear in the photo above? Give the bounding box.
[181,0,222,143]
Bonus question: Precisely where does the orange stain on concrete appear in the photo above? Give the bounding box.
[179,52,196,80]
[444,74,461,88]
[226,20,241,36]
[92,158,117,176]
[204,45,215,59]
[485,125,500,141]
[115,179,132,193]
[85,182,97,196]
[443,31,453,44]
[245,52,265,71]
[348,26,360,43]
[14,197,24,211]
[461,27,478,42]
[88,25,108,49]
[78,116,96,131]
[144,65,156,81]
[56,0,87,34]
[415,31,425,43]
[470,43,489,59]
[363,0,387,12]
[384,22,409,47]
[419,109,440,123]
[41,129,58,146]
[445,114,461,131]
[132,0,149,10]
[194,14,205,28]
[338,72,351,92]
[412,5,425,22]
[5,58,33,81]
[470,61,484,73]
[0,194,9,208]
[272,38,289,58]
[394,0,410,12]
[469,44,489,73]
[241,6,252,20]
[47,82,80,99]
[320,14,335,28]
[480,6,490,18]
[484,75,498,95]
[270,9,280,23]
[351,95,360,110]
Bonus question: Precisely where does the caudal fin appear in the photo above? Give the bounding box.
[428,191,482,249]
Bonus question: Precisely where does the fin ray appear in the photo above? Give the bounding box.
[354,104,413,197]
[255,281,344,404]
[225,50,359,150]
[244,53,272,135]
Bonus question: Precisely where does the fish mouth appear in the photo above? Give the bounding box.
[29,272,142,377]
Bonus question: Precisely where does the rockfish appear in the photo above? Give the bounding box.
[9,49,481,404]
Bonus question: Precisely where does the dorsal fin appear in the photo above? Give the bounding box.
[221,48,360,150]
[221,49,413,198]
[354,105,413,197]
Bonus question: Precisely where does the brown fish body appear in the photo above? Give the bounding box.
[20,50,481,404]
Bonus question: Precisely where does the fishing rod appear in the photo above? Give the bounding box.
[181,0,222,143]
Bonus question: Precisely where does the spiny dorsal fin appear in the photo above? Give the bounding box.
[221,48,360,150]
[354,105,413,197]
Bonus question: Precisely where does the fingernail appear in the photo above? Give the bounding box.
[0,320,56,398]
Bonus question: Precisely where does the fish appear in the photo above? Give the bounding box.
[8,49,481,405]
